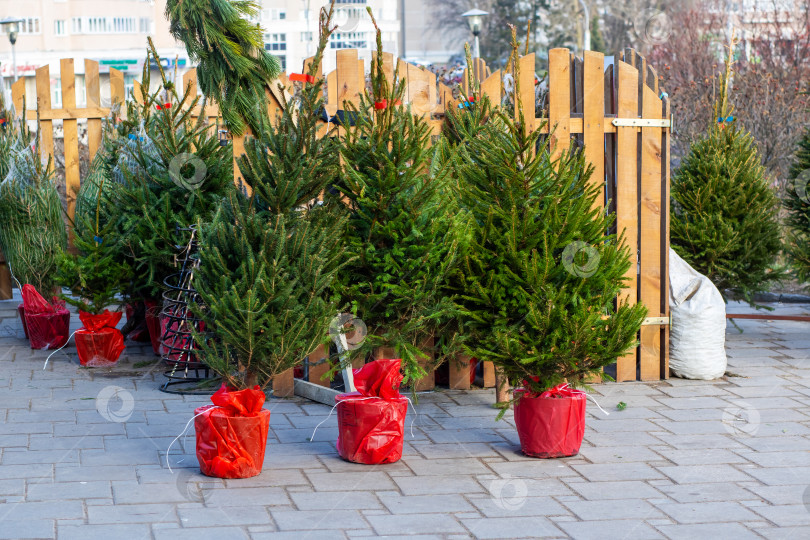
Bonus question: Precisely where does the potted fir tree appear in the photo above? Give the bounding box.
[332,12,461,390]
[0,116,70,350]
[189,7,348,478]
[57,163,132,367]
[110,44,237,355]
[450,38,646,458]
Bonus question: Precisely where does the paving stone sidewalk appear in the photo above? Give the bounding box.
[1,293,809,539]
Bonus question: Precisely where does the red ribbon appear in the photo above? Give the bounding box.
[518,381,585,399]
[156,102,172,110]
[290,73,316,84]
[0,118,6,125]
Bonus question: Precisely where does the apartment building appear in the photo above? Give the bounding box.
[0,0,403,108]
[254,0,400,73]
[0,0,188,106]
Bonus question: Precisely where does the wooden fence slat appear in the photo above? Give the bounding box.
[548,49,571,162]
[479,69,501,107]
[110,68,125,106]
[183,69,198,98]
[61,59,80,233]
[35,66,55,172]
[615,59,640,382]
[583,51,605,210]
[639,83,663,381]
[85,60,102,162]
[11,78,25,117]
[518,53,535,133]
[381,52,395,83]
[662,95,671,379]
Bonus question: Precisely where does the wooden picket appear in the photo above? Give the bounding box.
[3,46,671,382]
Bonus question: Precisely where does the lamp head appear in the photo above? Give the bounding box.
[0,18,24,46]
[461,8,489,37]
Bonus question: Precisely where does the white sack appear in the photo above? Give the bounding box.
[669,248,728,380]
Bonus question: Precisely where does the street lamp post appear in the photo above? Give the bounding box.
[577,0,591,52]
[0,17,25,83]
[461,8,489,59]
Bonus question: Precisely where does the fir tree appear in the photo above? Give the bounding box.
[57,170,132,315]
[671,37,784,304]
[785,128,810,284]
[112,44,236,301]
[192,5,347,389]
[331,12,460,384]
[165,0,281,136]
[450,30,646,402]
[0,115,67,296]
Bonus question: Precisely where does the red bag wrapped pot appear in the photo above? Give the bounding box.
[194,385,271,479]
[75,310,126,367]
[513,384,586,458]
[335,359,408,465]
[124,303,151,342]
[144,299,161,355]
[21,285,70,350]
[17,304,29,339]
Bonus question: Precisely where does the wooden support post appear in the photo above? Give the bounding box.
[479,361,496,388]
[494,367,510,404]
[307,344,331,388]
[0,249,11,300]
[448,355,472,390]
[35,66,55,172]
[414,337,435,392]
[272,369,295,398]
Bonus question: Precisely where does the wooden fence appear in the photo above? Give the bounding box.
[0,47,671,385]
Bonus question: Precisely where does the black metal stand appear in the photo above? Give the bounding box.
[159,226,217,394]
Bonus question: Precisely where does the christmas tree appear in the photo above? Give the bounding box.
[671,37,784,304]
[450,31,646,402]
[0,114,67,296]
[111,44,237,302]
[165,0,281,136]
[331,12,461,385]
[785,128,810,284]
[57,154,132,314]
[192,5,348,389]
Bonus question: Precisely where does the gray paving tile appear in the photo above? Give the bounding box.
[562,498,665,520]
[461,516,565,538]
[271,509,367,531]
[0,520,54,540]
[654,523,763,540]
[556,520,665,539]
[655,501,760,523]
[58,524,151,540]
[565,480,665,501]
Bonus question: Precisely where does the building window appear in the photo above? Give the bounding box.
[264,33,286,52]
[16,17,41,34]
[54,20,66,36]
[275,56,287,70]
[139,18,152,34]
[72,17,83,34]
[330,32,368,49]
[300,31,313,42]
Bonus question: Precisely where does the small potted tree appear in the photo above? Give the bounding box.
[450,35,646,458]
[0,115,70,350]
[57,170,132,367]
[188,5,348,479]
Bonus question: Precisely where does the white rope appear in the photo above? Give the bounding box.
[166,406,220,473]
[309,395,417,442]
[43,329,79,370]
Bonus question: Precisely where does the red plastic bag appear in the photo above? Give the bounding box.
[513,384,586,458]
[125,303,151,342]
[21,284,70,350]
[352,358,404,399]
[75,310,126,367]
[194,385,271,479]
[335,359,408,465]
[144,299,161,355]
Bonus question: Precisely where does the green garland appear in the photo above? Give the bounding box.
[165,0,281,136]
